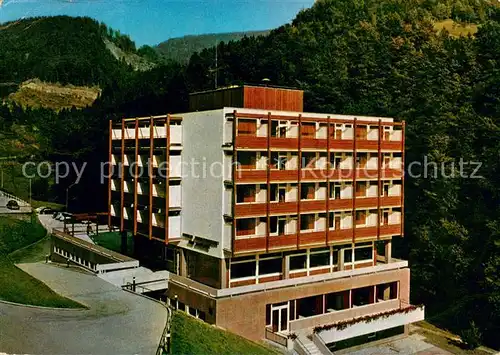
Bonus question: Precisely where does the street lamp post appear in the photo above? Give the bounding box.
[65,182,76,212]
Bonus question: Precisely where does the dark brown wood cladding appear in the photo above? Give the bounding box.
[244,86,303,112]
[189,86,304,112]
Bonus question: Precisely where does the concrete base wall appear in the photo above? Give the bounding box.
[168,267,411,342]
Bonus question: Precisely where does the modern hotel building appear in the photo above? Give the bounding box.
[108,85,424,353]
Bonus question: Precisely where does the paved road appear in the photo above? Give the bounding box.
[0,263,167,355]
[348,333,453,355]
[38,214,96,244]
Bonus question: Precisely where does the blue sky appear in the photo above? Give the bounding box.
[0,0,314,46]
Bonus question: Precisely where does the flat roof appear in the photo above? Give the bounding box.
[189,84,303,96]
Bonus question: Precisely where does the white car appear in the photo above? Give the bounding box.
[35,206,47,213]
[55,212,72,222]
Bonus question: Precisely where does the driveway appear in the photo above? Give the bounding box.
[348,333,453,355]
[0,263,168,355]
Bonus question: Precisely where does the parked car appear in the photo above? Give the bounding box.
[55,212,73,222]
[6,200,20,210]
[39,207,55,215]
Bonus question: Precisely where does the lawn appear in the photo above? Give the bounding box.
[31,199,64,210]
[91,231,133,256]
[170,311,278,355]
[412,322,493,355]
[9,235,51,263]
[0,215,82,308]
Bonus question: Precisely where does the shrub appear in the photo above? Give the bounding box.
[460,321,482,349]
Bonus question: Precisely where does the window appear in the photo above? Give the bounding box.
[355,247,373,262]
[278,217,286,235]
[302,152,316,168]
[330,124,343,140]
[271,184,287,202]
[238,119,256,136]
[237,185,256,203]
[236,218,256,236]
[332,249,339,265]
[355,182,367,197]
[355,211,366,225]
[344,248,353,263]
[278,185,286,202]
[290,254,307,270]
[237,152,256,169]
[269,216,277,234]
[330,153,343,169]
[272,121,289,138]
[380,210,389,225]
[230,261,256,279]
[355,125,367,140]
[301,183,315,200]
[259,258,282,275]
[301,122,316,138]
[356,153,367,168]
[352,286,373,306]
[309,249,330,268]
[330,183,341,199]
[189,307,197,317]
[297,295,323,317]
[377,282,398,301]
[329,213,341,230]
[382,183,390,197]
[326,291,349,311]
[271,152,288,170]
[300,214,315,231]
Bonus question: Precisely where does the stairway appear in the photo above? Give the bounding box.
[296,334,326,355]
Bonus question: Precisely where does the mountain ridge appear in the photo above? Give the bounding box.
[155,30,270,63]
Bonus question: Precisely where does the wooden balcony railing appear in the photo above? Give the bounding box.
[234,223,402,253]
[234,196,402,218]
[235,135,403,151]
[235,168,403,183]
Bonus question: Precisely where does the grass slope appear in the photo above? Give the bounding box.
[171,311,278,355]
[0,215,82,308]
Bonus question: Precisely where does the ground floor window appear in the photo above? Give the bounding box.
[352,286,374,307]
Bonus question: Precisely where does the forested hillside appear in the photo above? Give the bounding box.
[187,0,500,347]
[155,30,270,64]
[0,16,145,87]
[1,0,500,348]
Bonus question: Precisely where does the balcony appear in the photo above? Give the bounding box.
[234,225,401,253]
[290,299,400,332]
[235,167,403,183]
[111,125,183,142]
[314,303,424,344]
[234,129,403,152]
[234,196,400,218]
